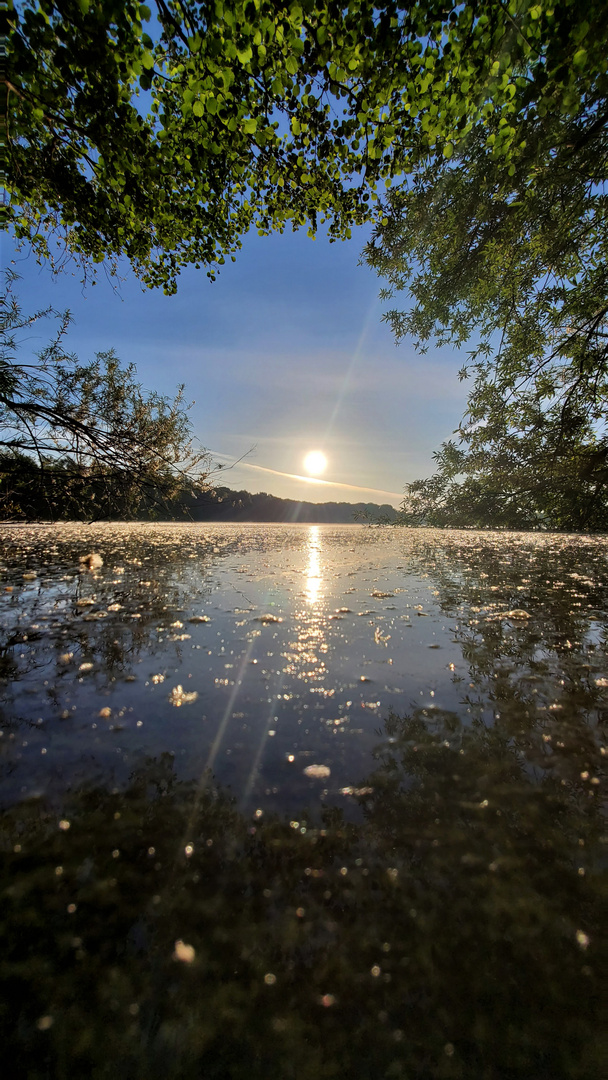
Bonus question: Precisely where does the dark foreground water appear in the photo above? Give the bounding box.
[0,523,606,1079]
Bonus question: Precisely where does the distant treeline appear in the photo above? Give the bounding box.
[187,486,399,523]
[0,454,399,523]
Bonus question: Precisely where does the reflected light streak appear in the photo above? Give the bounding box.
[306,526,322,606]
[170,641,255,877]
[241,711,277,806]
[204,639,255,776]
[307,555,321,605]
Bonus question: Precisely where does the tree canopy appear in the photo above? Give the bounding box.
[0,275,209,518]
[362,3,608,530]
[8,1,607,290]
[7,1,608,526]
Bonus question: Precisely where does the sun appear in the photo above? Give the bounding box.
[303,450,328,476]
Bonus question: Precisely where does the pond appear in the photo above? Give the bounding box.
[1,523,606,1079]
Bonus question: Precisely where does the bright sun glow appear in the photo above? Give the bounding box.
[303,450,328,476]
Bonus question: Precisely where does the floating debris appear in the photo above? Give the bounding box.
[188,615,211,623]
[79,553,103,570]
[303,764,331,779]
[168,685,199,706]
[487,609,532,621]
[173,940,196,963]
[254,614,283,624]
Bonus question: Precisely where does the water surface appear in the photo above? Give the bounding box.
[1,524,606,1078]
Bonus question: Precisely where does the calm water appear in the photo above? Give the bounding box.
[1,523,606,1079]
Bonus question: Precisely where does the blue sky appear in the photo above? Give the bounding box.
[8,225,469,507]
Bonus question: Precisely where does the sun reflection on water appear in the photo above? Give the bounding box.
[305,525,322,606]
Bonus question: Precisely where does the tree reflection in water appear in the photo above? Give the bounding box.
[2,707,605,1080]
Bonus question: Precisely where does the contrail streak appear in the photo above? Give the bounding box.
[212,455,402,500]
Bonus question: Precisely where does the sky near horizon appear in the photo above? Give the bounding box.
[8,226,469,508]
